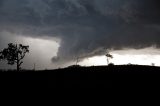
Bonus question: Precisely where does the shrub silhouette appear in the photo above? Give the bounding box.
[0,43,29,71]
[108,63,114,66]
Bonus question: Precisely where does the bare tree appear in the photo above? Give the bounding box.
[0,43,29,71]
[106,51,113,65]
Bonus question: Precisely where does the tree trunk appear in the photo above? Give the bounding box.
[16,47,20,71]
[17,60,20,71]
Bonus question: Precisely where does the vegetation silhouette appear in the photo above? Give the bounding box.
[0,65,160,88]
[108,63,114,66]
[0,43,29,71]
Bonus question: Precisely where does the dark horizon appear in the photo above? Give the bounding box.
[1,65,160,88]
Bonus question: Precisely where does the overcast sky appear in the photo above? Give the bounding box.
[0,0,160,69]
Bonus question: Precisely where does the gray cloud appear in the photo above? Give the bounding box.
[0,0,160,64]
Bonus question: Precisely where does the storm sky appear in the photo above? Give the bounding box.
[0,0,160,69]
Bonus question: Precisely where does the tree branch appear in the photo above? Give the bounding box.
[19,61,23,67]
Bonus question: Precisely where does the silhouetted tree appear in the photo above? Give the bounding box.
[106,51,113,65]
[0,43,29,71]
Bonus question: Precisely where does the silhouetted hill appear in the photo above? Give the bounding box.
[0,65,160,88]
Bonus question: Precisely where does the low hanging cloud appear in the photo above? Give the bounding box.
[0,0,160,63]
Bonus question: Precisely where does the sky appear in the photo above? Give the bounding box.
[0,0,160,69]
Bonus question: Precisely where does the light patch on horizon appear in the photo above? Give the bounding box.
[80,47,160,67]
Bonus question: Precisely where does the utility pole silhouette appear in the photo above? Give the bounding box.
[76,57,80,65]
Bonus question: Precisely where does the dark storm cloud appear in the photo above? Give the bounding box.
[0,0,160,63]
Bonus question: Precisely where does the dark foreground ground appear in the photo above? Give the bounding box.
[1,65,160,88]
